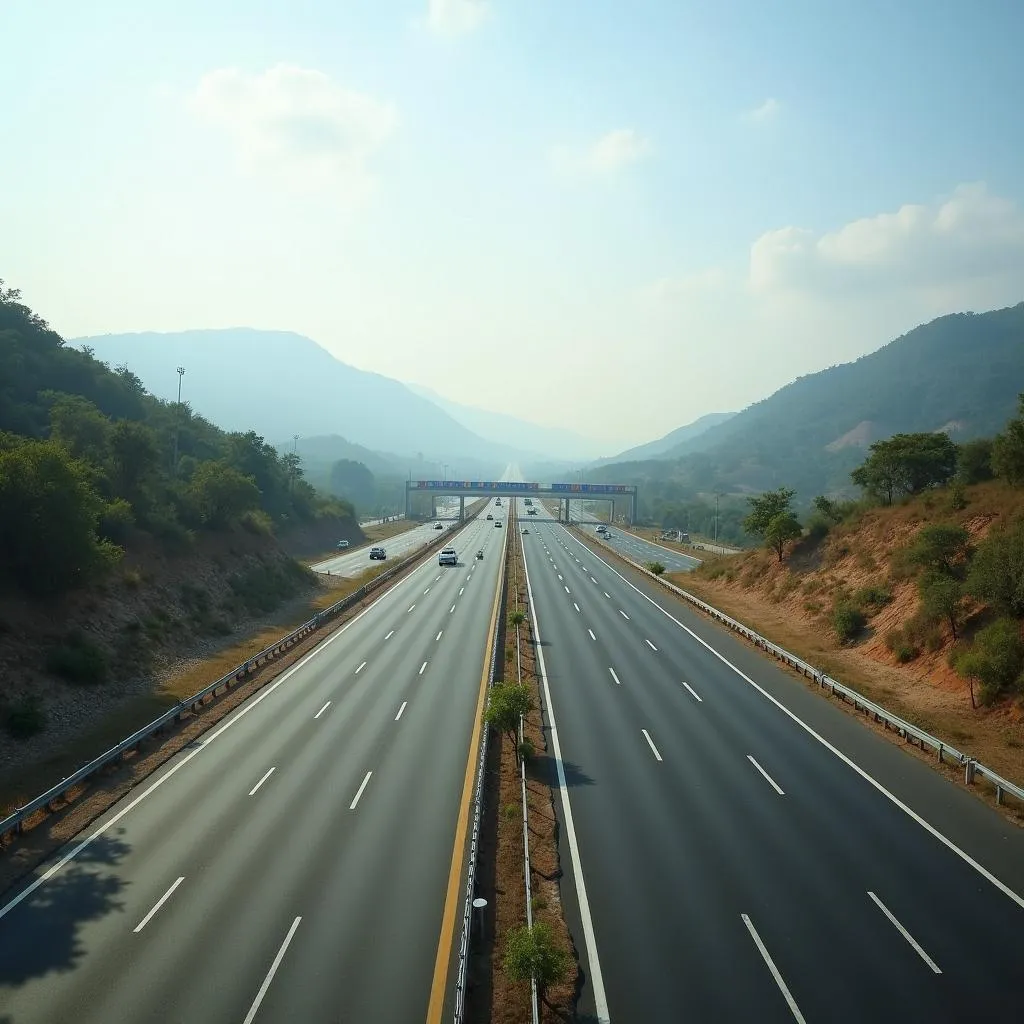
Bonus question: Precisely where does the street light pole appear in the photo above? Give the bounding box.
[172,366,185,473]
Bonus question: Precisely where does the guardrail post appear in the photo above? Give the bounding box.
[996,783,1004,805]
[965,758,976,785]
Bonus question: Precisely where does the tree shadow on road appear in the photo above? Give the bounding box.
[0,830,132,986]
[526,755,594,789]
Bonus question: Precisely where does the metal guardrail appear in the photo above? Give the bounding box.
[452,519,509,1024]
[584,530,1024,809]
[0,521,475,843]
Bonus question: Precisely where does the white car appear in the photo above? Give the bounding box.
[438,547,458,566]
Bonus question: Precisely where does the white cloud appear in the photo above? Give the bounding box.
[745,97,780,122]
[191,65,397,199]
[750,183,1024,295]
[427,0,489,36]
[551,128,652,177]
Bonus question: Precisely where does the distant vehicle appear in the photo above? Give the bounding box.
[528,508,537,515]
[596,524,608,534]
[438,547,457,566]
[522,528,529,534]
[476,550,484,560]
[434,522,444,530]
[369,546,386,560]
[495,520,502,528]
[486,514,494,520]
[524,498,532,506]
[336,539,350,549]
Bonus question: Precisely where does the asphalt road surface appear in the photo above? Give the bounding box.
[517,499,1024,1023]
[0,505,507,1024]
[533,499,702,574]
[311,498,463,578]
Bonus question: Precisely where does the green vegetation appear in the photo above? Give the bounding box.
[644,561,666,576]
[0,282,354,599]
[4,695,47,738]
[850,433,958,505]
[46,630,110,685]
[953,619,1024,707]
[743,488,802,562]
[991,394,1024,485]
[832,602,867,644]
[484,682,534,761]
[965,516,1024,617]
[502,921,569,1010]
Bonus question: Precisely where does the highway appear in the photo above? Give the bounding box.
[311,498,463,578]
[0,502,508,1024]
[547,498,702,573]
[518,498,1024,1022]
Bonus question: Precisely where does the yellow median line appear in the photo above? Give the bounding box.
[426,524,507,1022]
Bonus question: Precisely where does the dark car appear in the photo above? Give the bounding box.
[369,546,386,560]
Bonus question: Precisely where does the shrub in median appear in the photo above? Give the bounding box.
[644,561,666,576]
[503,921,569,1010]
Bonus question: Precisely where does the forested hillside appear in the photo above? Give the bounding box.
[0,283,354,598]
[592,302,1024,509]
[0,283,362,747]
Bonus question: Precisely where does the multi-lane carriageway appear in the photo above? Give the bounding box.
[2,497,1024,1022]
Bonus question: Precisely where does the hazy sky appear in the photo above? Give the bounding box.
[3,0,1024,448]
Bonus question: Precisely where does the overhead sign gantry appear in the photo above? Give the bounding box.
[404,479,637,524]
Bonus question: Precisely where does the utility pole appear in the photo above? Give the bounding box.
[172,366,186,473]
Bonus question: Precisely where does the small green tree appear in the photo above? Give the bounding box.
[918,571,964,640]
[907,524,972,578]
[188,460,261,528]
[852,433,958,504]
[991,394,1024,485]
[108,419,160,503]
[644,560,666,575]
[956,438,994,484]
[47,392,112,465]
[953,618,1024,707]
[503,921,569,1010]
[965,518,1024,617]
[764,512,802,562]
[484,683,534,760]
[743,487,796,538]
[813,495,844,524]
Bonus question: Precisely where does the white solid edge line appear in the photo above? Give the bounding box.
[645,639,658,651]
[556,522,1024,914]
[681,680,703,702]
[419,661,428,675]
[0,542,436,923]
[133,876,185,934]
[588,629,597,641]
[747,755,785,795]
[608,667,622,686]
[314,701,331,720]
[395,701,408,722]
[248,767,276,797]
[350,771,373,810]
[521,534,610,1022]
[867,890,942,973]
[642,729,663,762]
[243,916,303,1024]
[741,914,806,1023]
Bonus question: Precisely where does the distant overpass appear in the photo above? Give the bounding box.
[405,478,637,524]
